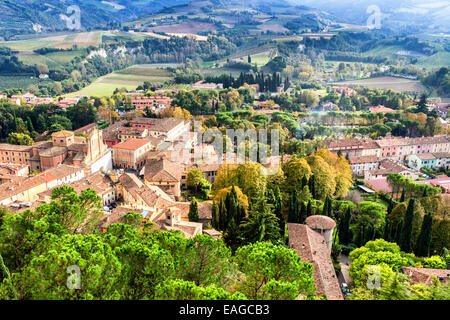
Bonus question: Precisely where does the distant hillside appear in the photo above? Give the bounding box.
[0,0,191,40]
[294,0,450,32]
[127,0,335,35]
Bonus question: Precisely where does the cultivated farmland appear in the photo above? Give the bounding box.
[332,76,426,93]
[66,64,176,97]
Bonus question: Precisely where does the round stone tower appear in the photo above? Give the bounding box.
[305,215,336,252]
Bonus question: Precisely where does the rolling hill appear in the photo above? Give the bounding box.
[0,0,191,40]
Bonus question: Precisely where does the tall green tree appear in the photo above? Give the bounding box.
[415,213,433,257]
[400,199,415,253]
[288,189,299,223]
[188,197,199,222]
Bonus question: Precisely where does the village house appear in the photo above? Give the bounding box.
[326,138,380,158]
[330,86,356,97]
[0,144,33,165]
[129,117,189,141]
[112,138,152,171]
[192,80,223,90]
[0,164,85,206]
[118,127,149,142]
[54,97,79,109]
[364,158,418,181]
[369,105,396,113]
[0,163,30,177]
[102,120,129,147]
[143,157,182,198]
[407,153,450,171]
[129,96,173,111]
[37,171,116,207]
[349,155,380,177]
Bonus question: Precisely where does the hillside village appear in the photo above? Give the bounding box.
[0,0,449,303]
[0,79,449,300]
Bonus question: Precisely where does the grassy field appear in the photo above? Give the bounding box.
[18,49,86,69]
[0,75,48,90]
[65,64,176,97]
[363,45,404,58]
[332,76,426,93]
[415,52,450,70]
[0,31,104,51]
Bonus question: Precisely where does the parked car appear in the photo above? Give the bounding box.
[341,283,351,296]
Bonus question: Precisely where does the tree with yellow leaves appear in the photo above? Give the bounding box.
[306,155,336,201]
[281,157,312,195]
[313,149,353,198]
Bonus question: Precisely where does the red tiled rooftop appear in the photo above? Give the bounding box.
[306,215,336,230]
[112,138,151,150]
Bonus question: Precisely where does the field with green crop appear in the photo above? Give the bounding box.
[415,52,450,70]
[332,76,426,93]
[65,64,176,97]
[0,75,48,90]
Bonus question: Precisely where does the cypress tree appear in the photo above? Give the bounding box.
[383,219,392,242]
[301,174,308,188]
[211,201,218,228]
[422,188,428,198]
[299,202,307,224]
[306,200,312,217]
[339,207,352,245]
[400,189,405,202]
[308,175,316,199]
[400,199,415,252]
[366,224,376,243]
[356,225,366,247]
[387,200,394,215]
[188,197,199,222]
[328,198,333,218]
[288,189,299,223]
[219,199,227,231]
[223,217,239,252]
[395,221,403,244]
[322,197,329,216]
[26,116,34,132]
[273,187,285,234]
[0,253,10,282]
[415,213,433,257]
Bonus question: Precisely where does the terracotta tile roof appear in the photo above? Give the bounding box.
[130,117,185,132]
[119,127,147,134]
[144,158,182,182]
[326,138,379,150]
[39,146,67,157]
[74,123,98,135]
[402,267,450,285]
[102,120,129,141]
[288,223,343,300]
[416,153,437,160]
[52,130,74,138]
[112,138,151,151]
[349,155,379,164]
[367,159,413,177]
[369,105,396,113]
[306,215,336,230]
[432,152,450,159]
[366,178,392,193]
[0,144,32,152]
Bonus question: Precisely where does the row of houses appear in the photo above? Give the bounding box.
[327,135,450,164]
